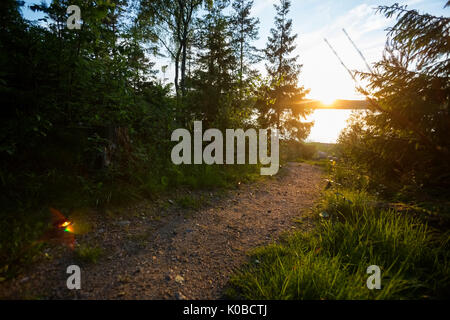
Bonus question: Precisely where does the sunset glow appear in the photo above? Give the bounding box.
[319,97,336,106]
[305,109,353,143]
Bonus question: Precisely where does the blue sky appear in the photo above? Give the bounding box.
[21,0,449,101]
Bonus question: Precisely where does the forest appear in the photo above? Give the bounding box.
[0,0,449,301]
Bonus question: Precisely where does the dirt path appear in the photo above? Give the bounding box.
[0,162,323,300]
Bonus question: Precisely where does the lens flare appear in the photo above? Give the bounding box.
[64,224,75,233]
[60,221,71,228]
[48,208,76,249]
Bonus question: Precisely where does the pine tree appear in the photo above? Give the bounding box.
[191,0,237,126]
[339,3,450,191]
[259,0,310,140]
[230,0,260,88]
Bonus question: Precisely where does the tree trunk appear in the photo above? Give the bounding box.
[180,37,187,97]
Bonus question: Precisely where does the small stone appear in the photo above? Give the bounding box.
[19,277,29,283]
[175,275,184,284]
[175,292,187,300]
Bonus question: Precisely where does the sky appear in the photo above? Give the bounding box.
[251,0,448,101]
[21,0,449,102]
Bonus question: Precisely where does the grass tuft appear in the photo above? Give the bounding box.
[225,190,450,299]
[74,244,103,264]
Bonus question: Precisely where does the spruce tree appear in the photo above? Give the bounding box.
[230,0,260,88]
[340,3,450,191]
[191,0,237,126]
[260,0,311,140]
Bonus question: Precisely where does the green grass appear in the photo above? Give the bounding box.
[295,158,329,168]
[176,195,206,210]
[225,190,450,300]
[74,244,103,264]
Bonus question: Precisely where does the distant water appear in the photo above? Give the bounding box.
[305,109,355,143]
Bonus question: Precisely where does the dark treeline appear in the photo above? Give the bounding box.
[0,0,310,201]
[0,0,311,268]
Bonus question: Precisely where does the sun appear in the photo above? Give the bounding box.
[313,91,337,106]
[319,96,336,106]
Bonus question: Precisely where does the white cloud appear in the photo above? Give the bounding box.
[294,3,396,100]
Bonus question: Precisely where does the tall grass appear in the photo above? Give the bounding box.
[225,190,449,299]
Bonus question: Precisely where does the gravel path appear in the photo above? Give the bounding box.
[0,162,323,300]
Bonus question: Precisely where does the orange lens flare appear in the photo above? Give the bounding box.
[48,208,76,250]
[64,224,75,233]
[60,221,71,228]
